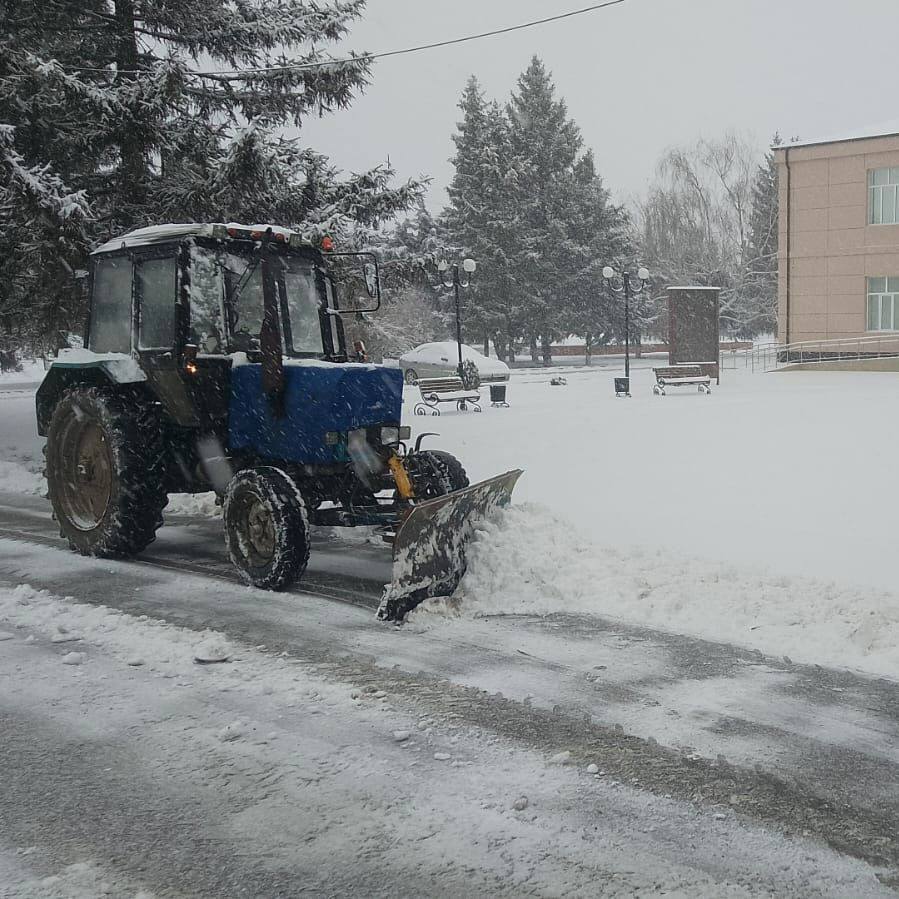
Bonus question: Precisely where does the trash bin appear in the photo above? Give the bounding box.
[489,383,509,407]
[614,377,630,398]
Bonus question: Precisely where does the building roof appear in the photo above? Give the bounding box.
[781,119,899,151]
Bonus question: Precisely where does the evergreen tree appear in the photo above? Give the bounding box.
[507,57,583,364]
[1,0,421,347]
[442,79,522,360]
[505,57,634,364]
[563,151,631,361]
[743,135,780,336]
[440,60,633,364]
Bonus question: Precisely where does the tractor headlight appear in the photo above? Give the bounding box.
[380,426,411,445]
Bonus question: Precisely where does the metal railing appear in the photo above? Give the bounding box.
[748,334,899,372]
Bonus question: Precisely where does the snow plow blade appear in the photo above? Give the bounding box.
[377,469,524,622]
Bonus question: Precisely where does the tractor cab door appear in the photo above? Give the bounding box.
[132,246,229,430]
[128,247,200,429]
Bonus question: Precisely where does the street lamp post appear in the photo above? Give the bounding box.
[602,265,650,396]
[437,257,477,381]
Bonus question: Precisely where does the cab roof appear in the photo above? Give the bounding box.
[91,222,302,255]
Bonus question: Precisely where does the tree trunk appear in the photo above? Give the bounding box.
[114,0,145,202]
[483,334,490,357]
[540,335,552,367]
[529,333,538,364]
[585,331,593,366]
[503,332,515,366]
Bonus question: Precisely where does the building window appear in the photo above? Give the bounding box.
[868,168,899,224]
[866,277,899,330]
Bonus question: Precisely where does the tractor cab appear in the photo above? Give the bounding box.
[65,223,380,433]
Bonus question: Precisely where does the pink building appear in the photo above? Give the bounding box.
[776,124,899,352]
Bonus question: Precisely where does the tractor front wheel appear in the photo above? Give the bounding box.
[45,388,167,557]
[224,467,310,590]
[408,450,469,499]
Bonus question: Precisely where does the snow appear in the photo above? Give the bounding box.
[4,362,899,679]
[404,365,899,680]
[229,350,381,371]
[0,853,147,899]
[0,359,46,382]
[439,503,899,678]
[52,348,146,383]
[1,580,889,896]
[92,222,304,254]
[0,459,44,494]
[785,118,899,150]
[164,492,220,517]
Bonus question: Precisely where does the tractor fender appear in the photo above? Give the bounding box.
[36,353,147,436]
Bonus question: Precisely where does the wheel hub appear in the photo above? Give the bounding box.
[246,500,276,560]
[58,420,113,529]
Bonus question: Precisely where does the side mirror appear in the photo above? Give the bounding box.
[327,251,381,315]
[363,262,378,298]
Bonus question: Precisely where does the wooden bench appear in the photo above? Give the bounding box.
[413,376,482,416]
[677,360,720,384]
[652,365,712,396]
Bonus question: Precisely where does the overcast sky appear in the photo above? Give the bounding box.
[300,0,896,212]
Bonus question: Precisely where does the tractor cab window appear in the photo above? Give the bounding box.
[190,247,226,354]
[90,255,133,354]
[224,253,264,352]
[281,258,324,355]
[136,257,176,350]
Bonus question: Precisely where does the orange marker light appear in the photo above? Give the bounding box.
[321,236,334,252]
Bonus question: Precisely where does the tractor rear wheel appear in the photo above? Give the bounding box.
[45,388,167,557]
[224,467,310,590]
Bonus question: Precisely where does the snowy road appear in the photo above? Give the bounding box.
[1,494,898,896]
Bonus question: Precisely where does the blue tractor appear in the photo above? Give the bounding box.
[36,224,520,619]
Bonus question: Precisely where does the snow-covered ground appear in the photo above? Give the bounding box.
[2,364,899,679]
[0,358,46,383]
[404,365,899,679]
[0,580,892,897]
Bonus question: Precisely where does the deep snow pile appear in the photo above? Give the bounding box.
[420,503,899,679]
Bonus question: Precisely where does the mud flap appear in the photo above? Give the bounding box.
[377,469,524,622]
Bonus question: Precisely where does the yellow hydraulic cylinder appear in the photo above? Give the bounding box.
[388,453,415,500]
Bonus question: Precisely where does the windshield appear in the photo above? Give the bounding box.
[224,254,265,353]
[218,251,326,356]
[280,258,324,355]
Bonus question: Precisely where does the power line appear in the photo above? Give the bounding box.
[63,0,628,79]
[205,0,628,77]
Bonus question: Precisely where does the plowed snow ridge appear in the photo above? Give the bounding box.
[416,504,899,680]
